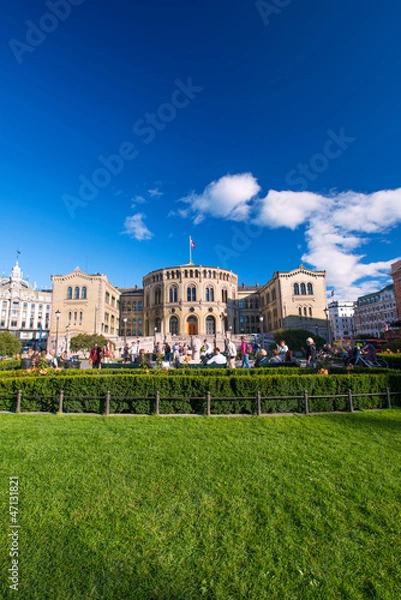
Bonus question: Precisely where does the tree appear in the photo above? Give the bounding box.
[273,329,326,353]
[0,332,22,357]
[70,334,107,357]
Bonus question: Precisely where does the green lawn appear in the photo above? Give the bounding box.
[1,411,400,599]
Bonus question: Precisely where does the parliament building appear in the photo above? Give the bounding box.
[48,263,328,348]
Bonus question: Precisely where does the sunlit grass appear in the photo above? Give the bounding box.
[1,411,400,599]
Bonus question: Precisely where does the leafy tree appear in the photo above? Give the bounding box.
[0,331,22,357]
[70,334,107,357]
[273,329,326,353]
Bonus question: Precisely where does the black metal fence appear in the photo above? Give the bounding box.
[0,387,399,416]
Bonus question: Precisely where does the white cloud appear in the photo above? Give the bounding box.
[148,187,163,197]
[180,173,261,223]
[122,213,153,241]
[176,173,401,299]
[131,195,147,206]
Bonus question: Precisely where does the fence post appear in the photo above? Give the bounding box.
[58,390,64,414]
[304,390,309,415]
[386,387,392,409]
[155,390,160,415]
[348,388,353,413]
[256,391,261,416]
[15,390,22,414]
[105,391,110,416]
[206,391,211,417]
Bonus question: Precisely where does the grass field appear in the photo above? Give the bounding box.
[1,411,400,599]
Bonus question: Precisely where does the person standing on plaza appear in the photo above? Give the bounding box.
[227,338,237,369]
[89,343,102,369]
[305,337,317,367]
[240,336,250,368]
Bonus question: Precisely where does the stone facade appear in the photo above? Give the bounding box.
[258,265,328,338]
[50,267,120,352]
[327,300,355,341]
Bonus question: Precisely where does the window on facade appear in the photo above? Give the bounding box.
[67,287,72,299]
[187,286,196,302]
[300,283,306,295]
[307,283,313,295]
[205,287,214,302]
[222,288,228,302]
[79,311,83,323]
[272,289,276,301]
[138,301,142,311]
[74,311,77,323]
[81,287,87,299]
[105,292,110,304]
[169,316,179,335]
[169,286,178,303]
[309,307,312,317]
[294,284,299,295]
[299,307,302,317]
[74,287,80,300]
[155,288,162,304]
[303,307,307,316]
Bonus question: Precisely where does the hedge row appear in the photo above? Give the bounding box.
[378,353,401,369]
[0,372,400,414]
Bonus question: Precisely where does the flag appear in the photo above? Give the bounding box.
[190,237,195,249]
[382,322,389,332]
[330,290,335,297]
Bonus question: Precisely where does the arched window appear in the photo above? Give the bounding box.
[187,285,196,302]
[79,311,83,323]
[105,292,110,304]
[300,283,306,295]
[126,302,131,312]
[309,307,312,317]
[68,311,72,322]
[154,288,162,304]
[81,287,87,299]
[307,283,313,295]
[206,315,215,335]
[303,307,307,316]
[67,287,72,299]
[222,288,228,302]
[169,316,179,335]
[294,284,299,296]
[299,307,302,317]
[74,311,78,323]
[74,287,80,300]
[205,287,214,302]
[169,286,178,303]
[138,301,143,311]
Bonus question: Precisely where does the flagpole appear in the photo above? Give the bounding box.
[189,236,192,264]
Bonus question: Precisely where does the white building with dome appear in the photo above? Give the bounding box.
[0,260,52,347]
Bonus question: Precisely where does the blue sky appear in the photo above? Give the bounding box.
[1,0,400,298]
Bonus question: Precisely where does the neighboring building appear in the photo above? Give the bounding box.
[0,260,52,347]
[390,260,401,319]
[353,284,398,338]
[119,286,144,337]
[50,267,120,352]
[327,300,355,342]
[258,264,328,338]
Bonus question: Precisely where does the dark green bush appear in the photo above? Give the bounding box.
[0,371,400,414]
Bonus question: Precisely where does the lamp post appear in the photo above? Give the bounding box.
[154,326,157,352]
[123,317,127,347]
[65,324,70,357]
[259,315,264,348]
[324,308,331,345]
[55,310,61,356]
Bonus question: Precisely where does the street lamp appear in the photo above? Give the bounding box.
[123,317,127,347]
[154,326,157,351]
[259,315,264,348]
[65,324,70,357]
[324,308,331,345]
[55,310,61,356]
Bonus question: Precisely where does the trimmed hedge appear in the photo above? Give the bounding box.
[0,371,400,414]
[0,360,20,371]
[378,353,401,369]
